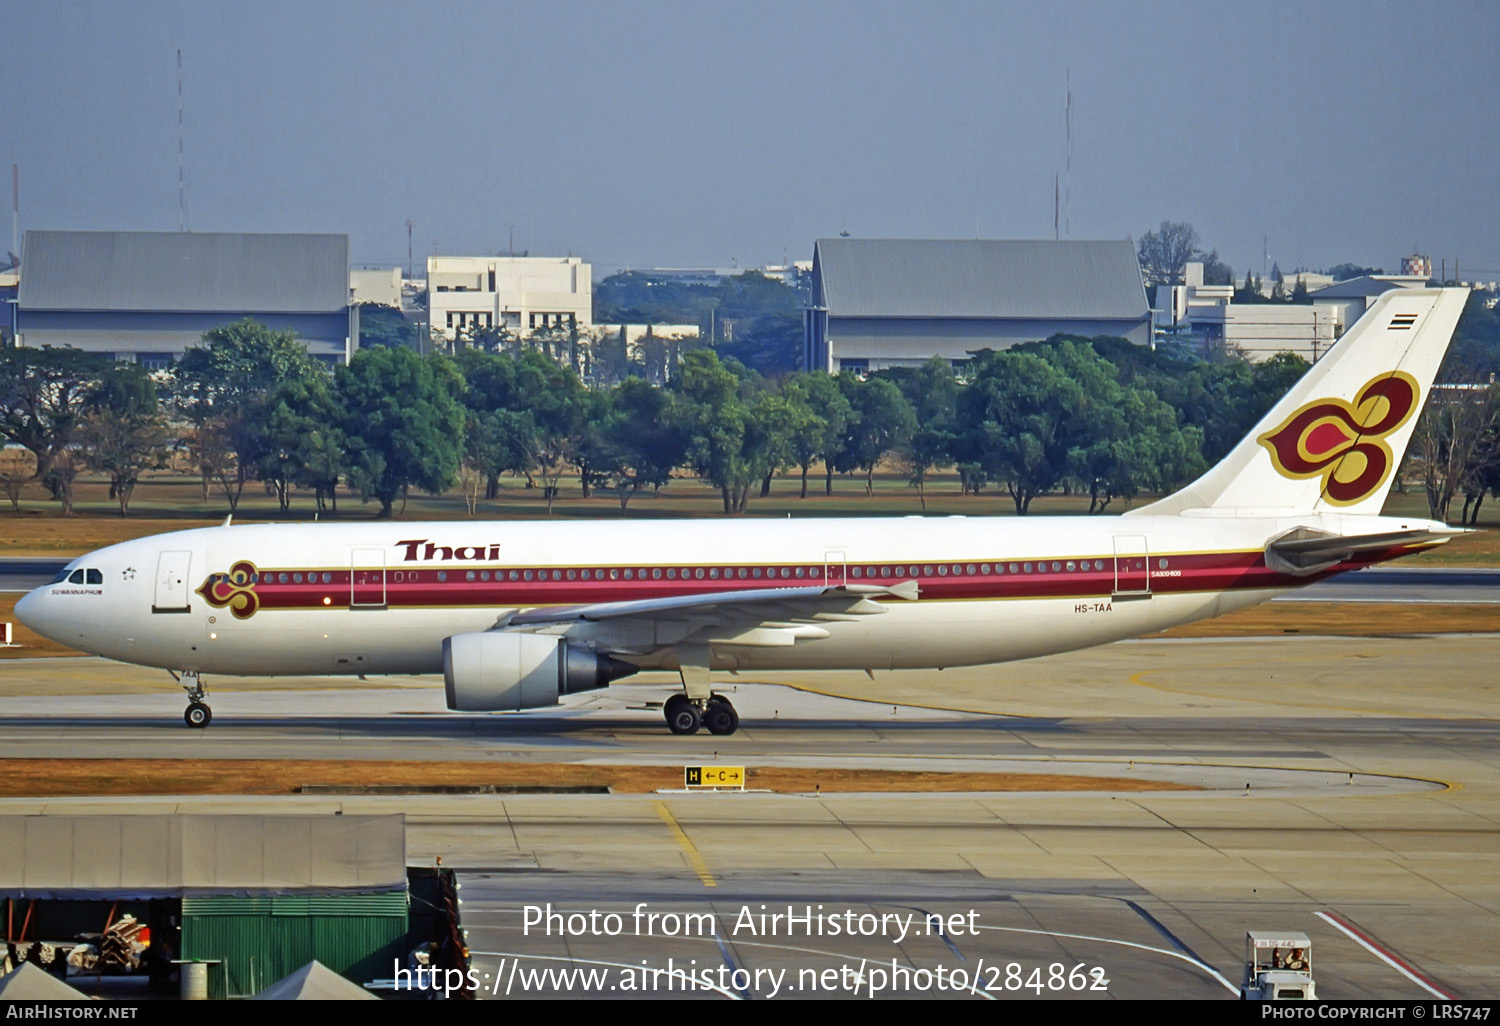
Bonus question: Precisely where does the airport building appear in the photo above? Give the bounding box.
[803,238,1152,374]
[427,254,591,344]
[0,813,461,999]
[13,230,357,367]
[1154,263,1432,362]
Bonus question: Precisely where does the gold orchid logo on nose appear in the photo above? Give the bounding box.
[197,561,261,619]
[1257,372,1420,506]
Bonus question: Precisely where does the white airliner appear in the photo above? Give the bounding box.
[16,288,1470,735]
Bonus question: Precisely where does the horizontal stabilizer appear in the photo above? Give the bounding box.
[1264,527,1462,576]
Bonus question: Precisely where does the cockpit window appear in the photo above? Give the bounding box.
[68,570,85,584]
[50,568,73,584]
[86,569,103,585]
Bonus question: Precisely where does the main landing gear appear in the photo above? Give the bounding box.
[179,670,212,728]
[663,693,739,736]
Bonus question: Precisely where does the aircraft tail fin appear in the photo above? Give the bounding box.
[1130,287,1469,518]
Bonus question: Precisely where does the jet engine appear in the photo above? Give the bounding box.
[442,632,637,711]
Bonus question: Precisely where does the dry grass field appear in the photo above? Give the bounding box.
[0,758,1198,797]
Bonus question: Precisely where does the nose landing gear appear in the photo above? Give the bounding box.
[179,670,212,728]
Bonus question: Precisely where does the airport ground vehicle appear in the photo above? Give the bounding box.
[1241,931,1316,1000]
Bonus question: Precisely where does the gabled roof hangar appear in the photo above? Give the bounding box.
[806,238,1151,373]
[18,230,350,314]
[812,238,1149,320]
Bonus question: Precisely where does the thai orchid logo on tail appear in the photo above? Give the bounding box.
[1257,372,1420,506]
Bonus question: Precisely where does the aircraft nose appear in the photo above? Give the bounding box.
[13,588,42,632]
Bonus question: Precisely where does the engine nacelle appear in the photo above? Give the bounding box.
[442,632,637,712]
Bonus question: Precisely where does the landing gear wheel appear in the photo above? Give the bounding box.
[184,702,212,728]
[664,695,702,735]
[704,697,739,736]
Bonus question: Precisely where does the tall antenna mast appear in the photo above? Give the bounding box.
[177,49,189,231]
[1064,69,1072,238]
[1053,174,1059,241]
[405,218,415,280]
[10,165,17,265]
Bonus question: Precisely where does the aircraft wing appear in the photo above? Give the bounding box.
[502,580,919,655]
[1265,527,1464,575]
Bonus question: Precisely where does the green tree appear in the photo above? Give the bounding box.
[607,377,687,508]
[957,348,1085,514]
[172,319,326,512]
[0,346,109,512]
[878,358,959,510]
[254,373,346,513]
[1412,385,1500,522]
[781,372,851,499]
[509,349,588,511]
[453,348,539,500]
[337,347,467,517]
[674,349,790,514]
[356,304,420,349]
[829,375,916,497]
[1326,263,1384,281]
[75,364,172,517]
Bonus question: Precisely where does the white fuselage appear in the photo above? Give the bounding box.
[16,510,1440,680]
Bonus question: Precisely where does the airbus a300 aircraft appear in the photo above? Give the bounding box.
[16,288,1470,735]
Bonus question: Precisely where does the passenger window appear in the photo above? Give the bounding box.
[86,569,103,585]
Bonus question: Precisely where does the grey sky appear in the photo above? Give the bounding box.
[4,0,1497,279]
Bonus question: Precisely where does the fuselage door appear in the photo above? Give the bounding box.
[351,549,387,608]
[152,550,193,613]
[1113,535,1151,598]
[823,550,846,588]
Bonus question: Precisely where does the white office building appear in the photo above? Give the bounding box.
[427,255,591,342]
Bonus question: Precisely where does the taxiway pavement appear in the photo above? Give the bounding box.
[0,630,1496,999]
